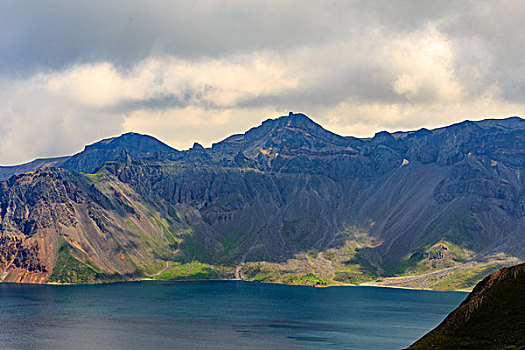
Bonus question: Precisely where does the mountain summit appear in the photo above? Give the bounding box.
[212,112,355,154]
[0,132,176,180]
[60,132,177,173]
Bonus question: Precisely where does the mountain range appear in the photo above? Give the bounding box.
[0,112,523,287]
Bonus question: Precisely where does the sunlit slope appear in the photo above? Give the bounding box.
[409,263,525,349]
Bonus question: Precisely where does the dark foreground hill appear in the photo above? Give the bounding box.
[0,113,523,286]
[409,263,525,349]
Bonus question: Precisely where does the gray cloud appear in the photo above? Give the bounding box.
[0,0,524,164]
[0,1,471,73]
[111,91,207,113]
[0,1,350,75]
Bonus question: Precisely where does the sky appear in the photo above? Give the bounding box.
[1,0,524,165]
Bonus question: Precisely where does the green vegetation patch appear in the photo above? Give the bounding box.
[397,241,475,277]
[167,205,181,223]
[122,216,175,264]
[343,250,379,277]
[333,265,373,284]
[306,250,319,259]
[322,251,337,261]
[422,198,487,252]
[220,220,256,262]
[241,263,281,282]
[154,261,219,280]
[241,263,327,286]
[147,208,179,245]
[281,273,327,286]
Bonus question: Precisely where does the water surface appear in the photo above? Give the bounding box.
[0,281,466,349]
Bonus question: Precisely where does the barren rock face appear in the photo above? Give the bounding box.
[0,235,49,283]
[0,170,78,283]
[0,114,524,285]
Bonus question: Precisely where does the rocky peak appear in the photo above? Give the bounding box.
[83,132,176,154]
[370,131,396,146]
[191,142,205,151]
[253,112,334,139]
[212,112,351,154]
[60,132,177,173]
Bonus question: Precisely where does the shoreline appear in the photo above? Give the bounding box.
[12,277,471,292]
[357,282,471,293]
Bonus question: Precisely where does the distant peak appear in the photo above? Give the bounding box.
[191,142,205,150]
[212,112,348,152]
[255,112,319,130]
[285,112,311,120]
[115,132,157,140]
[275,112,322,128]
[372,130,394,140]
[370,131,397,146]
[88,132,176,151]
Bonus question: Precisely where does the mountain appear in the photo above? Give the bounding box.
[409,263,525,349]
[60,132,177,173]
[0,113,524,286]
[212,112,361,154]
[0,132,176,181]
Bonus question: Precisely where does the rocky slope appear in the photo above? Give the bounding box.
[0,113,524,286]
[409,263,525,349]
[0,168,190,283]
[0,156,70,181]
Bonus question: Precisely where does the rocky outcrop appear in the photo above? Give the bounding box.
[0,235,48,283]
[0,156,70,182]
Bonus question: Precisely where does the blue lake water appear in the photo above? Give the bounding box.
[0,281,466,349]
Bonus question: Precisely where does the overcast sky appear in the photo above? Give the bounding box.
[1,0,524,164]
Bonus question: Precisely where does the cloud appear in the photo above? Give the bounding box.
[43,54,297,110]
[0,75,124,164]
[0,53,297,163]
[1,1,524,164]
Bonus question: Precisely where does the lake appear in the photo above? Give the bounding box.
[0,281,466,350]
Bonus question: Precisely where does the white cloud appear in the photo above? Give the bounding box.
[0,53,298,163]
[122,106,287,149]
[42,54,298,110]
[389,26,462,102]
[0,78,123,164]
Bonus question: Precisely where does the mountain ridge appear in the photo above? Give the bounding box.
[0,113,523,287]
[4,114,523,178]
